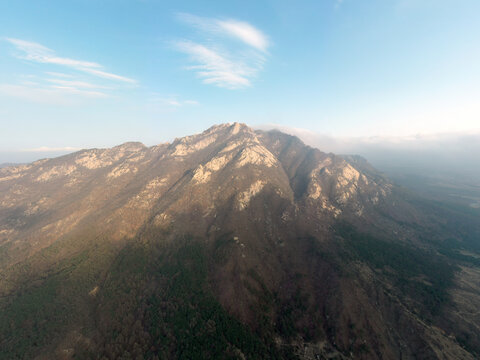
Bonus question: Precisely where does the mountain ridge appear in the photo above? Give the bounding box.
[0,122,479,359]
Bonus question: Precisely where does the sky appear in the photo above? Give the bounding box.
[1,0,480,163]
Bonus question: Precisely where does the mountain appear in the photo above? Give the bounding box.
[0,162,21,169]
[0,123,479,359]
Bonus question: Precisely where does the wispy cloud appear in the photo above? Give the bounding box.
[149,94,199,107]
[2,37,139,103]
[45,72,75,78]
[0,83,108,105]
[5,38,137,84]
[46,78,110,89]
[260,124,480,180]
[257,123,480,160]
[79,67,136,83]
[174,14,270,89]
[21,146,80,153]
[217,20,269,52]
[178,13,269,52]
[175,41,257,89]
[6,38,100,67]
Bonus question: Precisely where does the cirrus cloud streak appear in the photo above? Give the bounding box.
[5,38,136,84]
[174,14,270,89]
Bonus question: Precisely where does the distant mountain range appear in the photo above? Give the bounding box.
[0,123,479,359]
[0,162,21,168]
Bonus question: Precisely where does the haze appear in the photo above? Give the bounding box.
[2,2,480,358]
[1,0,479,206]
[1,0,480,163]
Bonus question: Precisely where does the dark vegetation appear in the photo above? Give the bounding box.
[0,227,300,359]
[94,234,293,360]
[2,125,480,359]
[0,236,118,359]
[404,190,480,253]
[409,195,480,267]
[1,215,478,359]
[335,221,457,318]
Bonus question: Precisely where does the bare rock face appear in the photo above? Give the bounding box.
[0,123,391,256]
[0,123,479,360]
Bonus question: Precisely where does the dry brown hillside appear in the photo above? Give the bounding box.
[0,123,479,359]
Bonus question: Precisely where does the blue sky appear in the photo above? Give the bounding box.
[1,0,479,162]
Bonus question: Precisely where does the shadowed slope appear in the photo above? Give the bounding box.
[0,123,479,359]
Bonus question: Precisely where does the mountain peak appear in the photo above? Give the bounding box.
[204,122,249,135]
[112,141,146,152]
[169,122,256,158]
[1,123,478,359]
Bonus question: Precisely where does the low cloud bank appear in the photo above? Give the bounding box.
[258,124,480,181]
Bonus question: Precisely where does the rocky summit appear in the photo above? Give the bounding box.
[0,123,479,359]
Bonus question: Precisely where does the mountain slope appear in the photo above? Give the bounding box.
[0,123,479,359]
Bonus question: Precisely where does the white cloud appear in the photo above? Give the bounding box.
[175,41,257,89]
[149,94,199,107]
[79,67,137,84]
[5,38,136,84]
[217,20,269,52]
[178,13,269,52]
[45,72,74,78]
[46,78,110,89]
[175,14,269,89]
[6,38,101,68]
[256,124,480,179]
[2,38,139,103]
[49,86,108,98]
[0,83,108,104]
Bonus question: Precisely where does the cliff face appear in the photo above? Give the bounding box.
[0,123,479,359]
